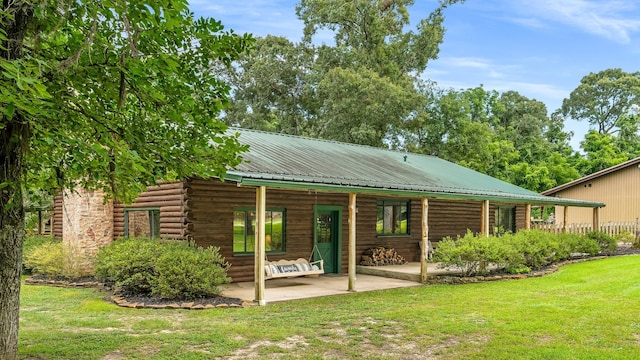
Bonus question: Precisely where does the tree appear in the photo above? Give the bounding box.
[561,68,640,134]
[1,2,251,358]
[222,1,466,146]
[221,36,315,135]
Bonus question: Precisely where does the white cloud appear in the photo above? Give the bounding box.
[444,57,492,69]
[517,0,640,43]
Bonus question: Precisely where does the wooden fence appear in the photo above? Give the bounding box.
[532,221,638,237]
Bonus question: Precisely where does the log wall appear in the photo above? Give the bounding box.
[113,181,188,240]
[52,194,63,239]
[185,179,492,282]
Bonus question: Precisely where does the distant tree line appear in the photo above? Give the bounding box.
[219,0,640,193]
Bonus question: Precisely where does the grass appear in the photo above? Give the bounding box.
[19,256,640,359]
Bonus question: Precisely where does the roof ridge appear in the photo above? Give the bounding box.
[228,127,441,160]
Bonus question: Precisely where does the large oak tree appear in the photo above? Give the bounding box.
[0,1,251,358]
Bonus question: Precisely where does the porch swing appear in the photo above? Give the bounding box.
[264,244,325,279]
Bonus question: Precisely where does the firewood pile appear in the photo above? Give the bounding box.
[360,246,407,266]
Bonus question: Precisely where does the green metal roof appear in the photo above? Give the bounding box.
[226,128,603,208]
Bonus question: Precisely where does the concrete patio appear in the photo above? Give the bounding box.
[221,262,455,303]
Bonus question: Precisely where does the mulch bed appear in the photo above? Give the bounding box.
[24,275,248,309]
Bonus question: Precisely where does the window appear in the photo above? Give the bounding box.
[233,208,285,254]
[124,208,160,239]
[495,206,516,235]
[376,199,410,235]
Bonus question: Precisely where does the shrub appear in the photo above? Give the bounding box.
[23,242,64,277]
[95,238,231,299]
[506,230,557,270]
[22,235,59,273]
[23,241,91,278]
[615,231,635,245]
[433,231,511,276]
[586,231,617,254]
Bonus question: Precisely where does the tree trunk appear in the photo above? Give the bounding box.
[0,122,27,360]
[1,3,33,359]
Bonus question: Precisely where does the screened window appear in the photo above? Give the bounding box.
[124,209,160,239]
[376,199,410,235]
[495,206,516,235]
[233,208,285,254]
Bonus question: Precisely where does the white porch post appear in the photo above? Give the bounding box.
[525,204,532,230]
[563,206,569,233]
[481,200,490,237]
[254,186,266,305]
[348,193,357,292]
[420,198,429,283]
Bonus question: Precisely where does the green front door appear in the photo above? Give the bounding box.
[314,206,342,274]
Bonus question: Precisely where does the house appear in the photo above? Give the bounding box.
[53,128,603,304]
[542,157,640,229]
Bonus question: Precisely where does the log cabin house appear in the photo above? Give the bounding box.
[53,128,603,304]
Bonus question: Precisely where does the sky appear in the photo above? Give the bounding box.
[188,0,640,150]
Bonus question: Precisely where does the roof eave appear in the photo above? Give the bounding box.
[227,175,604,208]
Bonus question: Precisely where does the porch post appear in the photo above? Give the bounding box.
[254,186,266,305]
[563,206,569,233]
[420,198,429,283]
[592,207,600,232]
[481,200,490,237]
[348,193,357,292]
[524,204,531,230]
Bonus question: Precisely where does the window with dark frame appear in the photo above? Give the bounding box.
[233,208,285,254]
[495,206,516,235]
[124,208,160,239]
[376,199,410,235]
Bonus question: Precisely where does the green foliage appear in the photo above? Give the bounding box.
[432,231,513,276]
[152,243,232,299]
[561,68,640,135]
[23,243,64,277]
[614,231,635,245]
[95,238,231,299]
[434,230,605,276]
[23,241,91,278]
[22,235,59,273]
[586,231,618,254]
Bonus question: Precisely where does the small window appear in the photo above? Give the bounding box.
[376,199,410,235]
[233,208,285,254]
[495,206,516,235]
[124,208,160,239]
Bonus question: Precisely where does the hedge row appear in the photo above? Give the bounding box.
[433,230,617,276]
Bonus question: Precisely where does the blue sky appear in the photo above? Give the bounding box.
[189,0,640,149]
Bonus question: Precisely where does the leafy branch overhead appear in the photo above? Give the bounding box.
[1,2,253,359]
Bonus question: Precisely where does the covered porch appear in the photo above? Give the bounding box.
[221,262,480,303]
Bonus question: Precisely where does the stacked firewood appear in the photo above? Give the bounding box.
[360,246,407,266]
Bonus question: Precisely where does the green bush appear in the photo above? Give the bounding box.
[23,242,65,277]
[95,238,231,299]
[22,235,59,273]
[586,231,618,254]
[23,241,91,278]
[433,231,512,276]
[434,230,606,276]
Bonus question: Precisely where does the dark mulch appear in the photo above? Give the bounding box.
[25,275,244,307]
[614,243,640,255]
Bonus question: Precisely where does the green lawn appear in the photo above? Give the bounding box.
[19,256,640,359]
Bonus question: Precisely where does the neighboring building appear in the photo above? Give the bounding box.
[53,128,602,299]
[542,157,640,225]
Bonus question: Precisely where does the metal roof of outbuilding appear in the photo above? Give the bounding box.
[225,128,603,208]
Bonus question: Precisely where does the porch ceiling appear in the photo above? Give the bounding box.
[225,128,604,208]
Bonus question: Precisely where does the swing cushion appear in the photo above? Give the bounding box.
[264,258,324,279]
